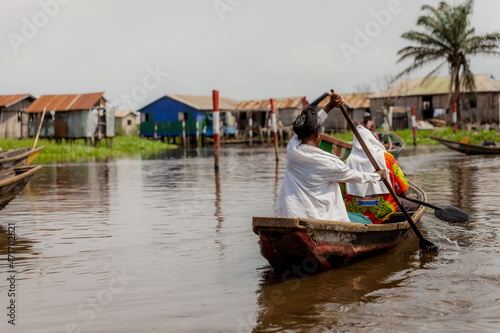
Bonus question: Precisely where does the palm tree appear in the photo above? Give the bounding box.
[397,0,500,120]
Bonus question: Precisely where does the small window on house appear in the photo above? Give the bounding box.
[178,112,189,121]
[127,119,132,126]
[141,113,149,122]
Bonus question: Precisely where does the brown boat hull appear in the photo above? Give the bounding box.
[0,146,45,173]
[0,165,42,211]
[430,136,500,155]
[253,181,426,272]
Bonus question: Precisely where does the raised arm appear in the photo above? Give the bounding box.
[323,89,343,114]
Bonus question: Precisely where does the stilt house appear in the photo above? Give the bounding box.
[0,94,35,139]
[310,93,371,131]
[369,74,500,125]
[26,92,115,143]
[139,94,238,140]
[233,97,305,138]
[115,110,138,136]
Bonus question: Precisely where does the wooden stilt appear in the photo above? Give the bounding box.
[271,98,279,162]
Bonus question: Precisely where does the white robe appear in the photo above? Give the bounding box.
[345,125,391,197]
[274,111,381,222]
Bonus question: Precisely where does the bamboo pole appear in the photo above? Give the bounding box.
[33,107,46,150]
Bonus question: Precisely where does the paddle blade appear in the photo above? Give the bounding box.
[419,239,439,251]
[434,206,470,223]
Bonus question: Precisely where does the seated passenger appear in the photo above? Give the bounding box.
[274,90,387,223]
[344,126,417,224]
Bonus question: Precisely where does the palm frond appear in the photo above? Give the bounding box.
[396,0,500,88]
[401,31,450,51]
[464,33,500,54]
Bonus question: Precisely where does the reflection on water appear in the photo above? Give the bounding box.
[0,225,37,259]
[254,241,439,332]
[0,145,499,332]
[252,146,500,332]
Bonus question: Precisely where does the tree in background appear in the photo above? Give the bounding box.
[396,0,500,121]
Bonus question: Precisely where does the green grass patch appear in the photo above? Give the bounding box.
[392,127,500,145]
[325,127,500,146]
[0,136,177,164]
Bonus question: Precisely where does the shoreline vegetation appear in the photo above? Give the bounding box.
[1,127,498,164]
[330,127,500,146]
[0,136,177,164]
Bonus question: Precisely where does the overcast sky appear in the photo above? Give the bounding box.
[2,0,500,110]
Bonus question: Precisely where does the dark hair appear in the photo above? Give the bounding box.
[293,107,321,140]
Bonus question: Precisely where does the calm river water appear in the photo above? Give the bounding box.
[1,145,500,332]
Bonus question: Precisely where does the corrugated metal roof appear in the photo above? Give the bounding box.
[26,92,105,113]
[316,93,371,109]
[233,97,304,111]
[167,94,238,111]
[371,74,500,98]
[0,94,34,108]
[115,109,138,118]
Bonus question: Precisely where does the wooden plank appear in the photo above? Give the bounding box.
[252,217,300,233]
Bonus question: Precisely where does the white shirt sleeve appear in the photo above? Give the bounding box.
[326,160,382,184]
[317,109,328,123]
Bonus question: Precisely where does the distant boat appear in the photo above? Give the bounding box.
[430,136,500,155]
[319,132,405,159]
[253,181,426,272]
[0,165,42,211]
[0,146,45,173]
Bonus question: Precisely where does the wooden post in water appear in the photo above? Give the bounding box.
[278,117,283,143]
[453,102,457,134]
[154,122,158,140]
[248,111,253,147]
[267,112,271,143]
[213,90,220,170]
[303,96,307,109]
[234,116,239,139]
[182,114,186,146]
[271,98,279,162]
[410,105,417,146]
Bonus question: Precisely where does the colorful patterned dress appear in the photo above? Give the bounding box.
[343,152,409,224]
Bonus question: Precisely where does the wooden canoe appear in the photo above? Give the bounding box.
[319,132,405,160]
[0,146,45,173]
[253,181,426,272]
[430,136,500,155]
[0,165,42,211]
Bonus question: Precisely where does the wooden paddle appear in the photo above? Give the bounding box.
[403,197,469,223]
[337,100,439,251]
